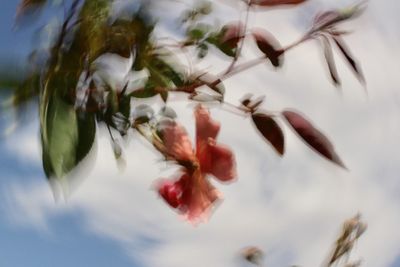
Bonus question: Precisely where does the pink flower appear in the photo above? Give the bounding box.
[157,105,236,223]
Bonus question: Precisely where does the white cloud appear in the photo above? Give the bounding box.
[3,118,41,164]
[2,1,400,267]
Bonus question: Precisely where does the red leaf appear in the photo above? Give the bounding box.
[250,0,307,7]
[252,29,283,67]
[252,113,285,155]
[282,110,346,168]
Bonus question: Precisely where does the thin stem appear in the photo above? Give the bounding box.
[107,124,115,142]
[134,124,167,157]
[220,56,267,81]
[223,1,251,74]
[47,0,81,76]
[222,100,250,117]
[282,34,311,53]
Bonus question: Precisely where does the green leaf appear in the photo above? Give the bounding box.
[119,95,131,119]
[206,31,236,57]
[148,57,185,87]
[42,92,96,179]
[76,112,96,165]
[130,87,158,98]
[188,28,206,41]
[160,90,169,103]
[78,0,111,61]
[42,92,79,179]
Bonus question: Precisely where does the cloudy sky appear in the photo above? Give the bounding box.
[1,0,400,267]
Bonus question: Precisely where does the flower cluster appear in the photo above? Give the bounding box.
[156,105,237,223]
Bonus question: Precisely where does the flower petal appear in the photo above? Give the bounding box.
[181,170,221,222]
[157,176,186,208]
[195,105,220,151]
[157,170,221,223]
[159,120,195,162]
[206,141,237,182]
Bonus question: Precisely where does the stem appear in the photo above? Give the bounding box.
[213,34,312,82]
[282,34,311,53]
[134,124,167,157]
[220,56,267,81]
[173,35,308,95]
[221,101,249,117]
[47,0,81,78]
[107,124,115,142]
[223,1,251,74]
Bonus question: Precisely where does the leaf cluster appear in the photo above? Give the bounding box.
[0,0,366,203]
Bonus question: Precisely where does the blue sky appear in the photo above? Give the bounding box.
[1,1,400,267]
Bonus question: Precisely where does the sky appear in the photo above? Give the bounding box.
[1,0,400,267]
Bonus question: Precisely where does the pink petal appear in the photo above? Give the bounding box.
[180,170,221,222]
[157,177,186,208]
[159,120,195,162]
[206,141,237,182]
[157,170,221,223]
[195,105,220,152]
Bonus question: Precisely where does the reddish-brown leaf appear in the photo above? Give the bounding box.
[332,36,365,84]
[252,29,283,67]
[311,4,366,32]
[221,21,245,49]
[250,0,307,7]
[321,36,340,86]
[282,110,346,168]
[252,113,285,155]
[312,11,341,31]
[240,93,254,108]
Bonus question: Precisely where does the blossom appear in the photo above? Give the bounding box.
[156,105,236,223]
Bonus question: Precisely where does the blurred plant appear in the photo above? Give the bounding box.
[242,246,264,267]
[325,214,367,267]
[241,214,367,267]
[0,0,367,222]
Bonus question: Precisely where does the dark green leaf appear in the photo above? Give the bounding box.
[75,112,96,165]
[130,87,158,98]
[160,90,168,103]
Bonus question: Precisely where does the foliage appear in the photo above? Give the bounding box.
[242,214,367,267]
[0,0,367,223]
